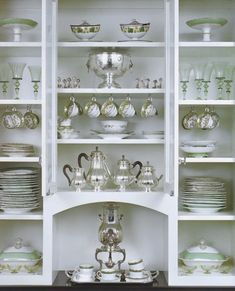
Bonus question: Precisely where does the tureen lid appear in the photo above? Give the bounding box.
[179,240,226,261]
[0,238,41,261]
[75,20,99,27]
[122,19,149,26]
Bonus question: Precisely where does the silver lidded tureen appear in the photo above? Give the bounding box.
[86,51,133,88]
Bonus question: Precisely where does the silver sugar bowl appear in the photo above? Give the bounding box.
[78,146,111,191]
[86,51,133,88]
[113,155,142,191]
[137,161,163,192]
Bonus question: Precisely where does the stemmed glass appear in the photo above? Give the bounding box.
[224,64,235,99]
[0,64,11,97]
[213,62,227,100]
[191,63,206,99]
[8,62,26,99]
[179,63,192,100]
[28,65,41,99]
[202,63,214,99]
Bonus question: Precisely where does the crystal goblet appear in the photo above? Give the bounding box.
[224,64,235,99]
[28,65,41,99]
[213,62,227,100]
[0,63,11,97]
[179,63,192,100]
[192,63,206,99]
[8,62,26,99]
[202,63,214,99]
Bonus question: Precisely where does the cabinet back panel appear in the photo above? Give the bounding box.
[53,202,168,271]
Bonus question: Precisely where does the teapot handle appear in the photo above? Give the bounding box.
[77,153,89,178]
[63,164,73,186]
[132,161,143,179]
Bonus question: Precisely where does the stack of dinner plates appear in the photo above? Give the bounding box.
[0,143,35,157]
[0,167,40,214]
[180,176,227,213]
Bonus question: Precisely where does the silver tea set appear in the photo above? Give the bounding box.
[63,146,163,192]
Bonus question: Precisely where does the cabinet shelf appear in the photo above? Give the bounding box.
[0,210,43,220]
[58,42,165,57]
[178,211,235,221]
[0,157,40,163]
[57,88,164,94]
[179,157,235,164]
[0,44,41,57]
[179,42,235,47]
[0,100,42,105]
[47,190,174,216]
[178,100,235,106]
[57,139,165,145]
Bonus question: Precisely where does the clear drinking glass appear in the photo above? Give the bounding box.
[0,64,11,97]
[224,64,235,99]
[8,62,26,99]
[192,63,206,99]
[202,63,214,99]
[213,62,227,100]
[28,65,41,99]
[179,63,192,100]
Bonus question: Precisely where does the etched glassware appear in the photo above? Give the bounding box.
[179,63,192,99]
[8,62,26,99]
[192,63,206,99]
[202,63,214,99]
[0,64,11,97]
[213,62,227,100]
[224,64,235,99]
[28,65,41,99]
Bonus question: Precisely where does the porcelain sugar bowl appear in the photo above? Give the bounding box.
[120,19,150,40]
[70,20,100,41]
[179,240,231,274]
[137,161,163,192]
[113,155,142,191]
[0,238,42,273]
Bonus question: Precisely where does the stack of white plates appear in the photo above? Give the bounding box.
[0,143,35,157]
[180,140,216,157]
[142,130,164,139]
[180,176,227,213]
[0,167,40,214]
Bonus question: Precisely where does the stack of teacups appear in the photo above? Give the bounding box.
[65,264,94,282]
[128,258,145,279]
[96,268,117,282]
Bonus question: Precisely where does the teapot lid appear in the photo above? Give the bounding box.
[143,161,153,170]
[118,155,130,165]
[91,146,104,157]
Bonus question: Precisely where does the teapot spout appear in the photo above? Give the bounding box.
[157,174,163,182]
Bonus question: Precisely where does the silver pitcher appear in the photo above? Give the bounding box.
[113,155,142,191]
[86,51,133,88]
[63,165,86,191]
[137,161,163,192]
[78,146,111,191]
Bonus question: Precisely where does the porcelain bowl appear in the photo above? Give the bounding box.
[120,19,150,40]
[100,120,127,133]
[70,21,100,40]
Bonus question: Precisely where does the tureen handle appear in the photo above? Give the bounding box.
[14,237,23,249]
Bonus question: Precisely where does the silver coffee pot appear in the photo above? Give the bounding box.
[137,161,163,192]
[78,146,111,191]
[63,164,86,191]
[113,155,142,191]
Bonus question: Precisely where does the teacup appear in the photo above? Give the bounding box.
[77,264,94,277]
[129,269,144,279]
[84,97,101,118]
[96,268,116,281]
[128,258,144,271]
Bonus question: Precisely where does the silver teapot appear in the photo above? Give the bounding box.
[137,161,163,192]
[63,165,86,191]
[78,146,111,191]
[113,155,142,191]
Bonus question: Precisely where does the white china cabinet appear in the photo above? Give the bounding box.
[0,0,235,288]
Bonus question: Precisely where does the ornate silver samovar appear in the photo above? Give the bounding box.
[95,203,125,270]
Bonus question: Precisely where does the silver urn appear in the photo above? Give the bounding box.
[86,51,133,88]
